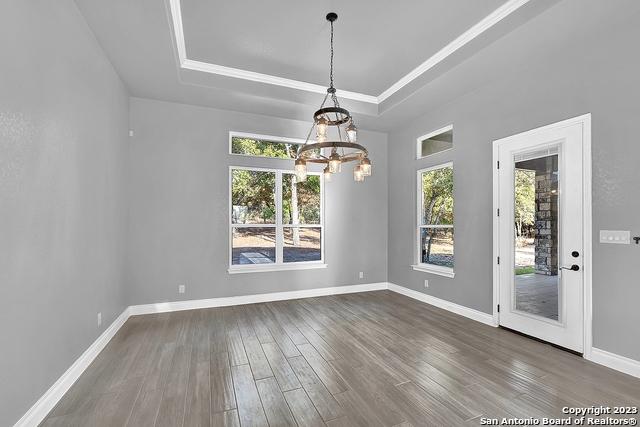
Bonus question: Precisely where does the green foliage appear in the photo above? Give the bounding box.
[230,138,321,227]
[514,168,535,236]
[232,170,276,223]
[422,167,453,225]
[282,174,321,224]
[515,266,535,275]
[231,137,297,159]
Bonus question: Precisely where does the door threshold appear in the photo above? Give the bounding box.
[499,325,583,357]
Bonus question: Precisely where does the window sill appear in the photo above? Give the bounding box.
[228,263,327,274]
[411,264,455,278]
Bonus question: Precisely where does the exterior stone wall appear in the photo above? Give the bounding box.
[534,156,558,275]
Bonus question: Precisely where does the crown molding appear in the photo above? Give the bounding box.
[168,0,531,106]
[377,0,531,102]
[181,59,379,104]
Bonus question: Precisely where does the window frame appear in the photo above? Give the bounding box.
[229,131,306,159]
[228,165,326,274]
[416,124,454,160]
[412,162,455,278]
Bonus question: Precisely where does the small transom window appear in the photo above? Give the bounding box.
[230,132,304,159]
[417,125,453,159]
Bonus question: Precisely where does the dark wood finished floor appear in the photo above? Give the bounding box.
[41,291,640,426]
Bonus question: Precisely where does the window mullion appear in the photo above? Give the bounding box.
[275,171,283,264]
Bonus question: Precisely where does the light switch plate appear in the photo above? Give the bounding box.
[599,230,630,244]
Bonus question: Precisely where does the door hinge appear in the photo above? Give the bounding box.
[497,161,500,169]
[497,208,500,217]
[497,256,500,264]
[497,304,500,313]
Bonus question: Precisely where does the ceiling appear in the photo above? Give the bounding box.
[73,0,564,131]
[179,0,506,96]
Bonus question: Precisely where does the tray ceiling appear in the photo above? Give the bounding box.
[73,0,564,129]
[171,0,535,103]
[178,0,508,98]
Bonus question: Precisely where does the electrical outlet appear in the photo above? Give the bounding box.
[97,312,102,327]
[424,280,429,288]
[178,285,186,294]
[359,272,364,279]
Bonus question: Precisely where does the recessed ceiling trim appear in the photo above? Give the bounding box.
[168,0,186,63]
[168,0,530,105]
[167,0,377,104]
[377,0,531,103]
[181,59,379,104]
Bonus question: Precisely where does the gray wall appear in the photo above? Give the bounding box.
[0,1,129,425]
[126,97,388,305]
[388,1,640,361]
[3,1,639,424]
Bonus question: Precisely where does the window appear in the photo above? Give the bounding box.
[413,163,454,277]
[417,125,453,159]
[229,132,304,159]
[229,166,324,273]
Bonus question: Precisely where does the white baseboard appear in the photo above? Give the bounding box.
[589,347,640,379]
[128,282,389,315]
[14,307,131,427]
[387,282,497,327]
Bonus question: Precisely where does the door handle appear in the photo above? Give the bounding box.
[559,264,580,271]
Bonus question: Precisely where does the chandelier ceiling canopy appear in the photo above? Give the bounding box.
[295,12,372,183]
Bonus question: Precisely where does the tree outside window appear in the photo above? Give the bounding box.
[419,164,454,270]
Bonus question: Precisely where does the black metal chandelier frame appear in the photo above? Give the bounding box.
[295,12,372,181]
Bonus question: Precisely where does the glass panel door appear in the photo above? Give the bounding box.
[496,116,587,353]
[513,151,559,321]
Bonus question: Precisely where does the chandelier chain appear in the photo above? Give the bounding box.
[329,20,342,108]
[329,20,334,90]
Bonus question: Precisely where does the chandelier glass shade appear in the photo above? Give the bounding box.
[295,12,372,183]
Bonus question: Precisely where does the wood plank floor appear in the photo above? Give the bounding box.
[41,291,640,426]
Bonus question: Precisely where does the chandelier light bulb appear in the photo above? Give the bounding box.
[353,164,364,182]
[294,159,307,181]
[323,166,332,182]
[346,121,358,143]
[316,117,328,138]
[360,157,371,176]
[329,152,341,173]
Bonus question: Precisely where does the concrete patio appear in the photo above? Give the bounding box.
[515,273,559,320]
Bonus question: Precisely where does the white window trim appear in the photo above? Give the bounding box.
[416,124,454,159]
[413,162,455,278]
[411,263,455,278]
[228,165,325,274]
[229,262,328,275]
[229,131,306,159]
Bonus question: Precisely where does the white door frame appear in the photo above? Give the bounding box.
[492,113,592,359]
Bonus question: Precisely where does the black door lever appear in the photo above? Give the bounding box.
[560,264,580,271]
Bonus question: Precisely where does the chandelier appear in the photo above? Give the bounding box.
[295,12,372,183]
